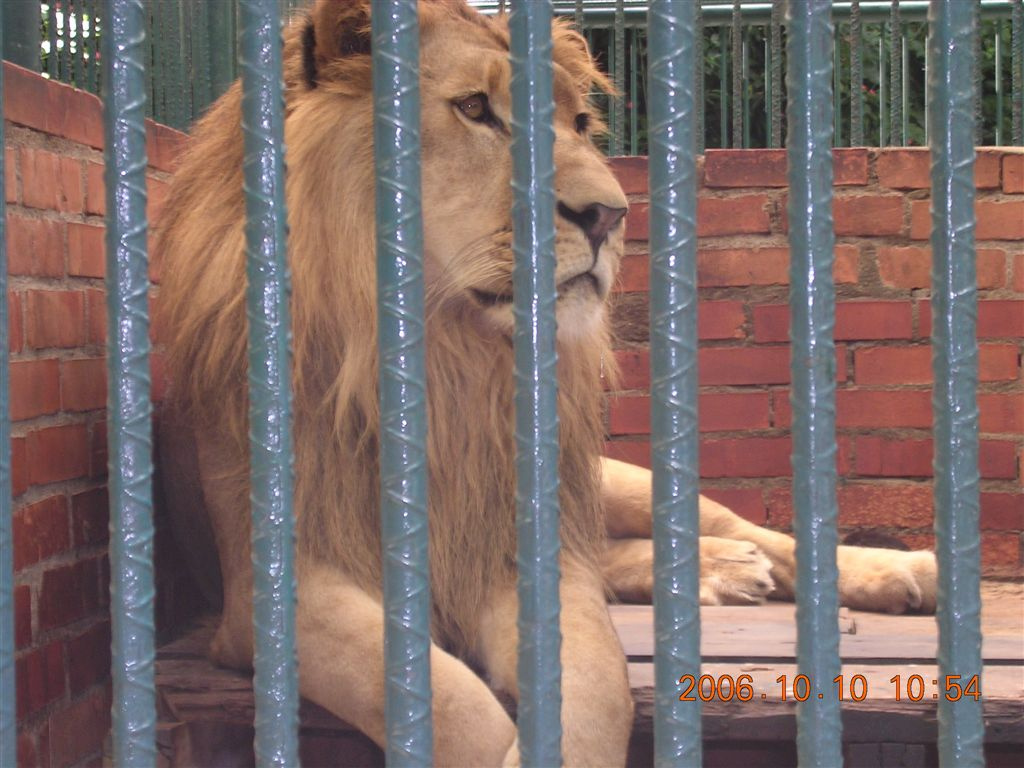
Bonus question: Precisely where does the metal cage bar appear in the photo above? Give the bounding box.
[509,1,563,764]
[371,1,435,764]
[101,0,156,763]
[785,0,843,764]
[237,1,299,765]
[927,1,985,765]
[648,2,702,765]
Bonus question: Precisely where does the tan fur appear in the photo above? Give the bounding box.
[158,1,936,764]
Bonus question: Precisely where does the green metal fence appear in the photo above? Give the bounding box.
[0,0,986,765]
[2,0,1020,148]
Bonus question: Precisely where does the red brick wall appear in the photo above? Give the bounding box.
[606,150,1023,578]
[4,62,184,767]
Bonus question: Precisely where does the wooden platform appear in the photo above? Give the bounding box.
[155,583,1023,767]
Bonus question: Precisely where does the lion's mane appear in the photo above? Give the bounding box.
[157,2,615,651]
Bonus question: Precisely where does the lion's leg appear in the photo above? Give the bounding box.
[599,456,937,614]
[477,560,633,767]
[288,562,515,766]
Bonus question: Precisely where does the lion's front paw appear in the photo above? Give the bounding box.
[837,547,937,614]
[700,538,775,606]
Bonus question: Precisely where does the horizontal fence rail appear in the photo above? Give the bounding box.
[3,1,1020,148]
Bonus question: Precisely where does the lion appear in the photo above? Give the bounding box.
[156,1,938,764]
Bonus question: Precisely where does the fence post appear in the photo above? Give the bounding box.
[509,1,562,764]
[928,1,985,765]
[2,1,40,70]
[371,1,435,764]
[102,0,157,763]
[786,0,842,764]
[648,2,702,765]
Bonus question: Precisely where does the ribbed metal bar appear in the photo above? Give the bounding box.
[996,21,1004,145]
[973,3,984,144]
[851,0,864,145]
[890,0,902,145]
[0,32,15,768]
[771,0,783,147]
[834,35,843,146]
[509,1,562,764]
[59,1,72,81]
[696,2,705,152]
[879,31,888,144]
[742,31,751,147]
[371,1,434,764]
[46,1,59,78]
[732,0,743,147]
[102,0,156,764]
[1013,0,1022,143]
[720,26,729,147]
[785,0,842,764]
[648,2,701,765]
[630,28,639,155]
[928,2,984,765]
[613,0,626,154]
[237,2,299,765]
[902,33,910,145]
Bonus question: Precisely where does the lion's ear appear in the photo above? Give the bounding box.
[305,0,373,85]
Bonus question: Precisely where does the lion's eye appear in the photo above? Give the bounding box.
[575,113,591,134]
[456,93,494,124]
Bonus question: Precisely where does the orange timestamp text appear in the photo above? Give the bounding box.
[678,673,981,703]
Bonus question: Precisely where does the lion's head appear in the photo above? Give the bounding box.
[158,0,626,649]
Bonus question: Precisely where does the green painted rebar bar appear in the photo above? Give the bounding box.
[2,1,40,70]
[0,29,15,768]
[771,0,783,147]
[575,0,584,30]
[237,1,299,765]
[648,2,701,765]
[996,22,1004,145]
[161,0,184,129]
[1013,0,1022,143]
[46,1,59,79]
[902,34,909,145]
[720,28,729,147]
[834,35,843,146]
[190,0,213,119]
[613,0,626,154]
[732,0,743,147]
[927,2,984,765]
[630,28,639,155]
[509,1,562,764]
[209,0,237,106]
[880,31,888,145]
[70,0,83,89]
[742,31,751,147]
[785,0,842,765]
[973,4,983,144]
[371,2,435,764]
[850,0,864,145]
[925,41,931,142]
[696,2,705,152]
[85,0,99,94]
[890,0,902,144]
[59,2,72,82]
[102,0,156,764]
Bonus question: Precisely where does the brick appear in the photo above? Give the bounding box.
[25,290,86,349]
[3,61,53,134]
[838,483,934,529]
[1014,253,1024,293]
[85,162,106,215]
[38,558,100,632]
[8,291,23,354]
[1004,153,1024,194]
[16,640,65,719]
[877,246,1005,290]
[11,437,28,497]
[86,288,107,345]
[72,487,109,547]
[625,203,648,241]
[700,437,792,478]
[151,350,168,403]
[832,195,904,236]
[67,621,111,694]
[980,493,1023,530]
[609,156,648,195]
[90,420,109,479]
[19,147,62,210]
[59,156,84,213]
[47,687,111,768]
[61,357,107,412]
[981,532,1021,575]
[776,389,933,429]
[700,345,846,386]
[854,344,1019,385]
[9,358,60,421]
[699,300,746,340]
[696,245,858,287]
[754,301,913,343]
[703,148,868,187]
[147,175,169,224]
[6,215,64,277]
[17,730,42,768]
[612,349,648,390]
[614,254,647,293]
[699,195,771,236]
[608,392,771,434]
[146,120,187,173]
[4,147,16,204]
[27,423,90,485]
[920,299,1024,340]
[911,199,1024,241]
[603,441,650,468]
[15,584,31,649]
[13,496,70,570]
[979,393,1023,434]
[701,488,767,524]
[877,148,1001,190]
[49,79,105,149]
[67,223,106,278]
[852,437,931,478]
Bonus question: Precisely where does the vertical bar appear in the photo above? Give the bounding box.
[765,35,773,147]
[0,28,15,768]
[996,23,1003,146]
[209,0,238,102]
[890,1,901,146]
[2,0,41,70]
[785,0,842,765]
[742,32,750,148]
[85,0,99,93]
[102,0,156,764]
[371,2,434,764]
[191,0,213,116]
[71,0,83,88]
[696,2,705,152]
[973,4,983,144]
[46,1,59,79]
[731,0,743,148]
[880,31,888,146]
[928,2,984,765]
[834,34,843,147]
[630,28,639,156]
[613,0,626,155]
[850,0,864,146]
[574,0,583,32]
[925,41,931,143]
[902,34,909,146]
[648,1,701,765]
[1013,0,1022,144]
[771,0,783,148]
[509,1,561,764]
[720,28,729,148]
[237,2,299,765]
[59,1,72,82]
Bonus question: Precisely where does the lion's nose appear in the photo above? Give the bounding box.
[557,202,628,259]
